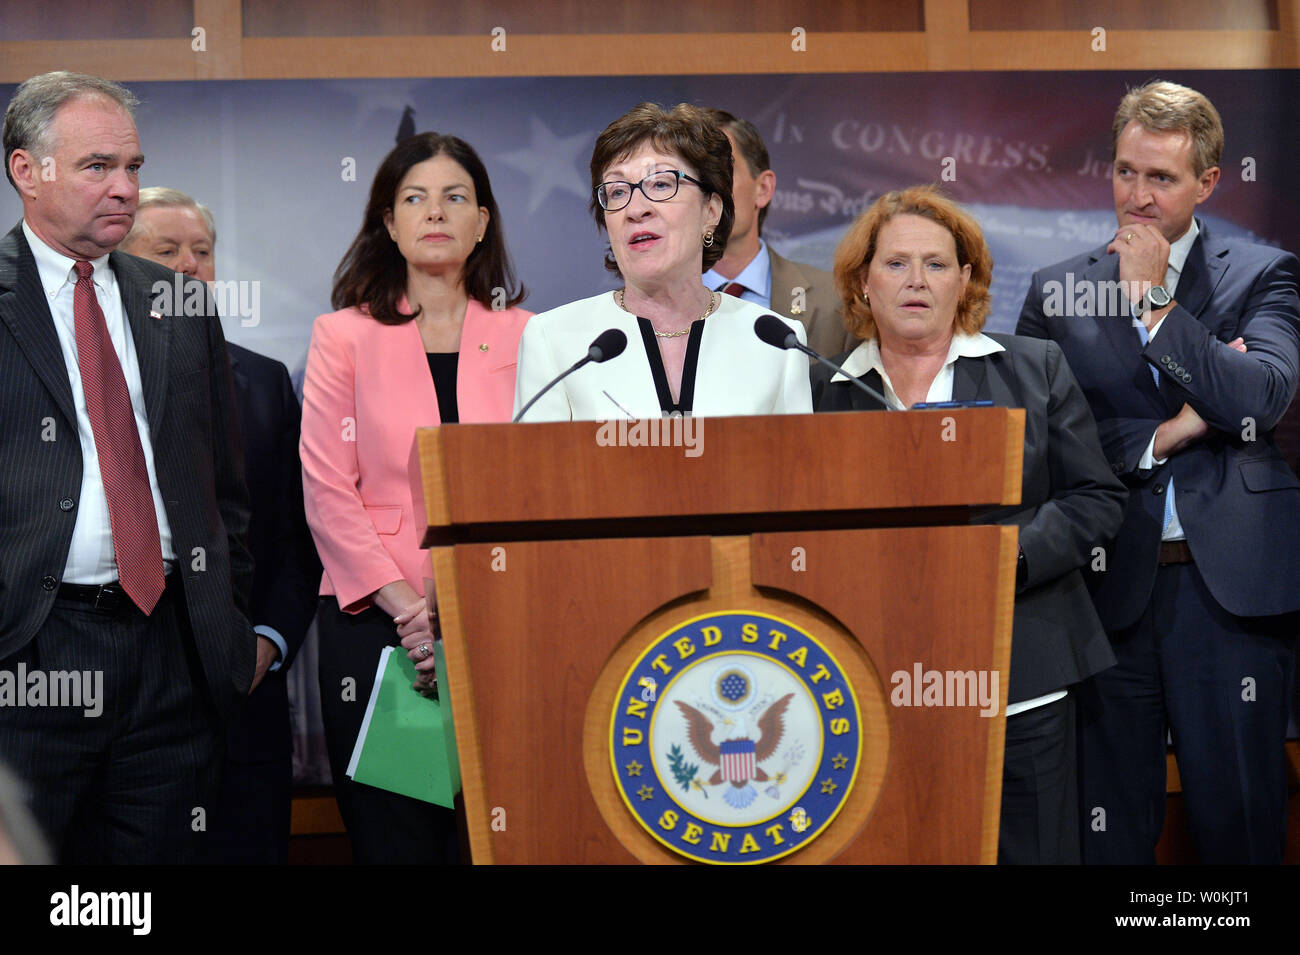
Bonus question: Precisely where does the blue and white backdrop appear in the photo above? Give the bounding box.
[4,69,1297,778]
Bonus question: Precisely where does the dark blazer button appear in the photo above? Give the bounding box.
[41,575,57,591]
[1162,354,1172,364]
[1153,483,1165,495]
[59,498,74,511]
[1182,372,1192,382]
[1112,461,1125,473]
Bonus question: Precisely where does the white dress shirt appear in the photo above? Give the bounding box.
[1134,217,1200,541]
[832,329,1005,406]
[703,238,774,309]
[835,330,1066,717]
[23,221,176,583]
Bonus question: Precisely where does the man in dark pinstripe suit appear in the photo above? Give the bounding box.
[0,72,256,862]
[122,188,322,864]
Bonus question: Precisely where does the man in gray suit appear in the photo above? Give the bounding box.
[0,72,256,862]
[703,109,855,357]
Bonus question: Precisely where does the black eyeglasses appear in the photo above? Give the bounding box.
[595,170,705,211]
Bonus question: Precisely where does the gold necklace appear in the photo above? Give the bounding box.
[617,288,717,338]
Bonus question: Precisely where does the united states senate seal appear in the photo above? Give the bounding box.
[610,611,861,864]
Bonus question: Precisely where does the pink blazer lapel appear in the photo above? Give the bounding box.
[392,296,444,425]
[457,298,528,423]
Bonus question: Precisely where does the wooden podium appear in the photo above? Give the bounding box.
[412,408,1024,864]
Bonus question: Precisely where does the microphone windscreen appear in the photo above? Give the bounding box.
[588,328,628,363]
[754,314,796,349]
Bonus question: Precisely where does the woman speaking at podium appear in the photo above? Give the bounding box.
[514,103,811,421]
[812,185,1125,864]
[301,132,531,863]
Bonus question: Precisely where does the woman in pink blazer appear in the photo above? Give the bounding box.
[301,132,531,864]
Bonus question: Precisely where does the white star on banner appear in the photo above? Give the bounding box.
[497,116,594,215]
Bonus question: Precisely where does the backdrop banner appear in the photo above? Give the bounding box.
[3,69,1295,770]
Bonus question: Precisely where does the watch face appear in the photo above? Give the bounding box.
[1146,286,1172,308]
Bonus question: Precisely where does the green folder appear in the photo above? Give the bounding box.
[345,642,461,808]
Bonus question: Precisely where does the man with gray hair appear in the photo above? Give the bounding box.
[0,71,256,863]
[121,186,320,864]
[120,186,218,280]
[1018,80,1300,864]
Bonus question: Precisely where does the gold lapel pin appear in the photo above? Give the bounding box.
[479,343,489,352]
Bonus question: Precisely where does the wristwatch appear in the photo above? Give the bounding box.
[1137,285,1172,315]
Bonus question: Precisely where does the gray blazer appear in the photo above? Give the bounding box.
[769,248,859,357]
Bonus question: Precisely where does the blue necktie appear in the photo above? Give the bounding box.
[1134,320,1175,534]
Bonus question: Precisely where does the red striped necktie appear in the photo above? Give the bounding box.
[72,260,165,614]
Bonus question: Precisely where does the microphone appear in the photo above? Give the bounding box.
[513,328,628,423]
[586,328,627,364]
[753,315,893,410]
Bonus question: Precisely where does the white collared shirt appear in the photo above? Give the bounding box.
[1135,217,1200,540]
[703,238,773,309]
[832,330,1006,407]
[23,221,176,583]
[1137,216,1199,341]
[836,329,1066,717]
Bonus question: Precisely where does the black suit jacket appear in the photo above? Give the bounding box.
[1016,220,1300,630]
[227,343,320,761]
[811,333,1125,703]
[0,222,255,721]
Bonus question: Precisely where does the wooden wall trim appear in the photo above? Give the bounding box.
[193,0,242,80]
[969,29,1294,69]
[925,0,973,70]
[0,39,203,82]
[1,1,1298,82]
[242,33,936,79]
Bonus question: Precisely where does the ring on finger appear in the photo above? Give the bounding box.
[418,643,431,658]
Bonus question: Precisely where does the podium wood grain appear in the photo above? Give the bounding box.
[414,410,1024,542]
[751,526,1016,863]
[413,410,1024,863]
